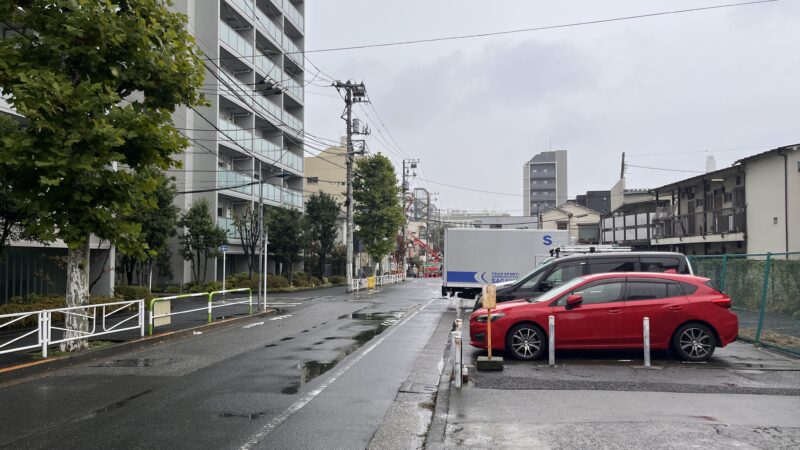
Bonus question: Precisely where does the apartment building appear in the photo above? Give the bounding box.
[522,150,568,217]
[169,0,306,283]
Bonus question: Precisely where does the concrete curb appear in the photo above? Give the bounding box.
[0,309,276,385]
[426,322,455,447]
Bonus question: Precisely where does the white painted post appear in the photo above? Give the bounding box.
[139,300,145,337]
[548,315,555,367]
[263,232,268,311]
[643,317,651,368]
[222,249,227,292]
[40,311,47,358]
[455,333,463,389]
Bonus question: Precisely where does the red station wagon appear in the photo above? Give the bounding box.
[469,272,738,362]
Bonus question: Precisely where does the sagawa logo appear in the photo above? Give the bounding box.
[543,235,553,246]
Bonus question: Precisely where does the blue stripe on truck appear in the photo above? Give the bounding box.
[447,271,478,283]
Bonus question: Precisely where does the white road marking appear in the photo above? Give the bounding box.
[269,314,292,321]
[238,298,437,450]
[263,303,301,307]
[242,322,265,329]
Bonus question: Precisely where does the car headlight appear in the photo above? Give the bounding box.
[475,313,505,323]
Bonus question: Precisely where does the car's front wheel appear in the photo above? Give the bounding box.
[506,323,546,360]
[672,323,716,362]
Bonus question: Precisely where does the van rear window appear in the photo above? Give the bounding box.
[641,257,683,273]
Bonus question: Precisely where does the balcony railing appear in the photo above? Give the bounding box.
[652,206,746,239]
[254,51,281,83]
[282,71,304,102]
[217,216,240,239]
[284,1,304,32]
[218,169,254,196]
[282,186,304,209]
[219,21,253,61]
[253,92,282,122]
[226,0,253,17]
[283,111,303,132]
[218,119,253,152]
[255,7,283,47]
[283,36,304,69]
[219,70,253,107]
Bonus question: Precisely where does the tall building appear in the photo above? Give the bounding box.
[522,150,568,217]
[169,0,307,283]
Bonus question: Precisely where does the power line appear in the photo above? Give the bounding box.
[625,163,706,174]
[417,177,524,197]
[308,1,780,54]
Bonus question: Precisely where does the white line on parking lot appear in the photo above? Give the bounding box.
[238,298,437,450]
[269,315,292,321]
[242,322,265,329]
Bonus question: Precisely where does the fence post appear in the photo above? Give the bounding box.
[454,333,462,389]
[139,300,145,337]
[755,252,772,344]
[719,255,729,292]
[208,292,214,323]
[148,299,155,336]
[248,289,253,315]
[548,315,555,366]
[643,317,651,368]
[40,311,49,358]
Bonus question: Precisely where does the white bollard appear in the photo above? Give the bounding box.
[643,317,651,368]
[548,315,555,366]
[455,334,463,389]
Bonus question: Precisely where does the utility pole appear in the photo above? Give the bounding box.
[620,152,626,180]
[401,158,418,275]
[334,80,367,293]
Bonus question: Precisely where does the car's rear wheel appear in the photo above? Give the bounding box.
[673,323,716,362]
[506,323,546,360]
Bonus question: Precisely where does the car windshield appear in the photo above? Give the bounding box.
[530,277,586,303]
[514,261,554,287]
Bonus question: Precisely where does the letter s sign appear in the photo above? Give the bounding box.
[543,235,552,246]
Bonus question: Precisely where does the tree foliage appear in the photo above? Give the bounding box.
[177,199,227,284]
[266,206,303,280]
[304,192,340,276]
[353,155,404,263]
[0,1,206,350]
[120,170,180,285]
[232,206,261,278]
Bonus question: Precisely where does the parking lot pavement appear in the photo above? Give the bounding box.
[428,304,800,449]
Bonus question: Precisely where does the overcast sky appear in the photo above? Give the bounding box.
[303,0,799,214]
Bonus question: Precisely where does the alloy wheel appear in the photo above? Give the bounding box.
[679,327,713,359]
[511,327,542,359]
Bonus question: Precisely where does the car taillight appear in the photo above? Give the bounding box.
[711,295,731,309]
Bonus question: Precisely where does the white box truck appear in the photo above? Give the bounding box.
[442,228,569,298]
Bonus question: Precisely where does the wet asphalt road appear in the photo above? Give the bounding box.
[0,279,452,449]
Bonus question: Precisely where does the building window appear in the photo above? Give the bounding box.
[489,224,502,229]
[557,221,568,230]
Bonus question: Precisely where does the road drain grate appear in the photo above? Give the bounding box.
[220,412,266,420]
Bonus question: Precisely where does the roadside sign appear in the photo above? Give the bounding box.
[219,245,229,252]
[482,284,496,309]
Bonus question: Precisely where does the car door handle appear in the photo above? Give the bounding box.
[668,306,683,311]
[608,309,623,314]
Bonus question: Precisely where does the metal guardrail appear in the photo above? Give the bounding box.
[1,300,145,358]
[148,289,253,335]
[351,274,407,293]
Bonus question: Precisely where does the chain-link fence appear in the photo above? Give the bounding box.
[689,252,800,356]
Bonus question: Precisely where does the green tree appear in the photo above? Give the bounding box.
[353,155,404,265]
[120,170,180,285]
[0,1,205,351]
[232,206,261,278]
[177,199,227,284]
[304,192,340,276]
[266,206,303,281]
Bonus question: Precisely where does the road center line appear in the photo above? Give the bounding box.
[242,322,265,329]
[238,297,437,450]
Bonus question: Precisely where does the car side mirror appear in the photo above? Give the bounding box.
[566,294,583,307]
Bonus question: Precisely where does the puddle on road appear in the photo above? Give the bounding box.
[220,412,266,420]
[279,309,405,395]
[95,359,166,368]
[76,389,154,421]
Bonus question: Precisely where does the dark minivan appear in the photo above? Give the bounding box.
[473,252,693,310]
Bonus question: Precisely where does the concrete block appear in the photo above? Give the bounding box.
[476,356,504,371]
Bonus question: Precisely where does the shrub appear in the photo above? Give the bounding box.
[292,271,307,282]
[227,273,259,290]
[267,274,290,289]
[309,276,321,287]
[203,281,223,292]
[292,278,309,288]
[328,275,346,285]
[114,285,152,301]
[164,285,181,294]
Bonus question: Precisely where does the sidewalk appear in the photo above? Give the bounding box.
[427,304,800,449]
[0,293,260,372]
